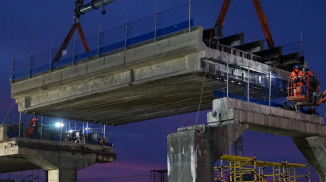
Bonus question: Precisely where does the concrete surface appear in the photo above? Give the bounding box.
[11,27,290,126]
[167,123,248,182]
[0,125,116,182]
[169,97,326,182]
[208,97,325,137]
[293,137,326,182]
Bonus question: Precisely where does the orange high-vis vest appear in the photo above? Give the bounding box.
[305,71,313,78]
[28,117,38,135]
[290,70,304,81]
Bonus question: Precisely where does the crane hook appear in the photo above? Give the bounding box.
[102,0,106,15]
[74,0,84,22]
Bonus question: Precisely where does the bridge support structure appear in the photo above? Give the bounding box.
[168,97,326,182]
[0,124,116,182]
[167,122,248,182]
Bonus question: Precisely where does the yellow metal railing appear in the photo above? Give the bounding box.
[214,154,311,182]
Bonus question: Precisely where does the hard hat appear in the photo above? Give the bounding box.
[294,65,299,69]
[305,67,310,71]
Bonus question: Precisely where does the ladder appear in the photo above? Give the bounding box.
[273,166,282,182]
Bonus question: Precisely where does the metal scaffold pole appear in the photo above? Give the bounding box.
[19,112,21,137]
[60,120,63,141]
[28,48,32,78]
[301,33,304,57]
[188,0,191,32]
[227,61,229,97]
[247,66,250,101]
[41,115,43,140]
[103,124,106,138]
[220,158,223,181]
[308,163,311,182]
[154,3,158,41]
[124,14,128,50]
[87,122,89,135]
[97,23,101,58]
[269,71,272,106]
[49,41,53,72]
[11,54,15,83]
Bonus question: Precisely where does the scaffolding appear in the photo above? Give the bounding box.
[214,154,311,182]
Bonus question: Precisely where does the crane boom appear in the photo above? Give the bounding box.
[77,0,116,15]
[252,0,275,48]
[215,0,231,27]
[215,0,275,48]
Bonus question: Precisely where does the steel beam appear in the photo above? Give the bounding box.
[253,46,283,59]
[280,53,301,65]
[203,26,223,41]
[219,33,245,46]
[233,40,264,53]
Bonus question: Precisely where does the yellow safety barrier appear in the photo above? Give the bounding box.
[214,154,310,182]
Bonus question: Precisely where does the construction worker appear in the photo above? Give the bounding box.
[303,67,313,78]
[303,67,314,95]
[28,117,38,135]
[290,65,304,96]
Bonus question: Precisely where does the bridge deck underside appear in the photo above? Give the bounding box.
[0,157,40,173]
[26,73,279,126]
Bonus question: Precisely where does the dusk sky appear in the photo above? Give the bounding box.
[0,0,325,181]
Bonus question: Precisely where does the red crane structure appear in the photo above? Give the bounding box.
[215,0,275,48]
[53,0,90,62]
[215,1,326,110]
[53,0,116,62]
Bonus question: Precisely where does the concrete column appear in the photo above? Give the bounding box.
[0,125,8,142]
[293,136,326,182]
[48,169,77,182]
[167,122,248,182]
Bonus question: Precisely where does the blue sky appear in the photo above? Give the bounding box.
[0,0,325,181]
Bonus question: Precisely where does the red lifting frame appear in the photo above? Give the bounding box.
[53,22,90,62]
[215,0,275,48]
[252,0,275,48]
[215,0,231,27]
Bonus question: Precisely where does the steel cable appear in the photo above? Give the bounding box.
[177,32,212,182]
[1,100,15,125]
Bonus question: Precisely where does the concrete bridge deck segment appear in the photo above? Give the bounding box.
[11,27,291,126]
[0,125,116,182]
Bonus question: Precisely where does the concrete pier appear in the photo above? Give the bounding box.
[167,123,248,182]
[0,125,116,182]
[168,98,326,182]
[293,137,326,182]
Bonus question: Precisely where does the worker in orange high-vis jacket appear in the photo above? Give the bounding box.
[28,117,38,135]
[303,67,313,78]
[302,67,314,95]
[290,65,304,96]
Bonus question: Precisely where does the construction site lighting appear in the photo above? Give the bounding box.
[55,122,64,128]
